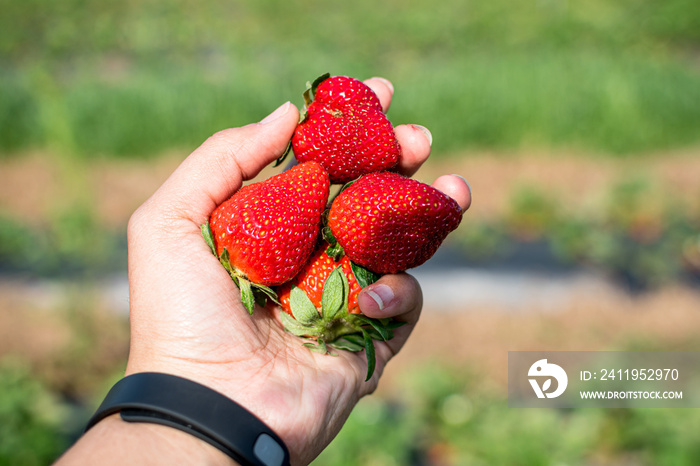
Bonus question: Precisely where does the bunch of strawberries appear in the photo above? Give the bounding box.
[201,74,463,380]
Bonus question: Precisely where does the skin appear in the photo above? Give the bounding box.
[55,78,471,466]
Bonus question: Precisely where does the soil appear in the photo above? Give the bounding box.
[0,279,129,397]
[1,147,699,227]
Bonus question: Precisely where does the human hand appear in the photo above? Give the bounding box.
[124,77,471,464]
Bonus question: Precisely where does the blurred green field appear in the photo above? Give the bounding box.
[316,364,700,466]
[1,0,700,157]
[2,0,700,465]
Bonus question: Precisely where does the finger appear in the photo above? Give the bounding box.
[363,77,394,113]
[356,273,423,388]
[358,273,423,326]
[393,124,433,177]
[151,102,300,223]
[432,174,472,212]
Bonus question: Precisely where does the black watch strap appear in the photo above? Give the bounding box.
[85,372,290,466]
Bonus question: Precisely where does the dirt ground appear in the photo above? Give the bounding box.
[0,279,130,397]
[1,147,699,227]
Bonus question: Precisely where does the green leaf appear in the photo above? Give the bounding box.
[302,342,323,353]
[310,73,331,99]
[350,262,381,288]
[200,223,216,256]
[238,278,255,315]
[321,266,348,320]
[219,247,233,273]
[330,337,365,352]
[327,178,358,207]
[290,286,320,324]
[383,319,407,330]
[302,73,330,110]
[362,326,384,341]
[302,87,313,108]
[274,139,294,167]
[340,333,364,345]
[336,178,358,195]
[322,225,335,245]
[280,311,314,337]
[253,290,268,308]
[253,283,280,306]
[303,340,334,355]
[362,330,376,381]
[356,315,391,341]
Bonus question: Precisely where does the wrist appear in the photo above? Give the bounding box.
[58,414,235,465]
[124,353,281,431]
[84,373,290,466]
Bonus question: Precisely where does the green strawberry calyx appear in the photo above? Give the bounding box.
[200,223,279,315]
[322,225,344,261]
[280,265,404,381]
[301,72,331,112]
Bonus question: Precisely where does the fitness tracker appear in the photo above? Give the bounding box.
[85,372,290,466]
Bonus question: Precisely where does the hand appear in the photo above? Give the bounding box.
[105,78,470,464]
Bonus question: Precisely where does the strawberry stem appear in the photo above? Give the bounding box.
[325,241,345,262]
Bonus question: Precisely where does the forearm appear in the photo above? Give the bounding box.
[55,414,237,466]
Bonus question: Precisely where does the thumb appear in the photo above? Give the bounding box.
[150,102,299,223]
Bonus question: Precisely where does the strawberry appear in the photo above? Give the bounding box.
[201,161,330,313]
[277,242,364,315]
[275,242,403,381]
[284,74,401,184]
[327,172,463,274]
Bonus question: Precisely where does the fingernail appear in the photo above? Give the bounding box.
[371,77,394,94]
[260,101,291,124]
[452,174,471,198]
[411,124,433,147]
[359,284,395,313]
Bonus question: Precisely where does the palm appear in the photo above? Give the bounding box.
[127,222,377,462]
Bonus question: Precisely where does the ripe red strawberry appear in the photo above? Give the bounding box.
[277,242,364,316]
[288,74,401,184]
[327,172,463,274]
[201,162,330,313]
[274,242,402,381]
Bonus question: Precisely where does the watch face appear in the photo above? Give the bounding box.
[254,433,287,466]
